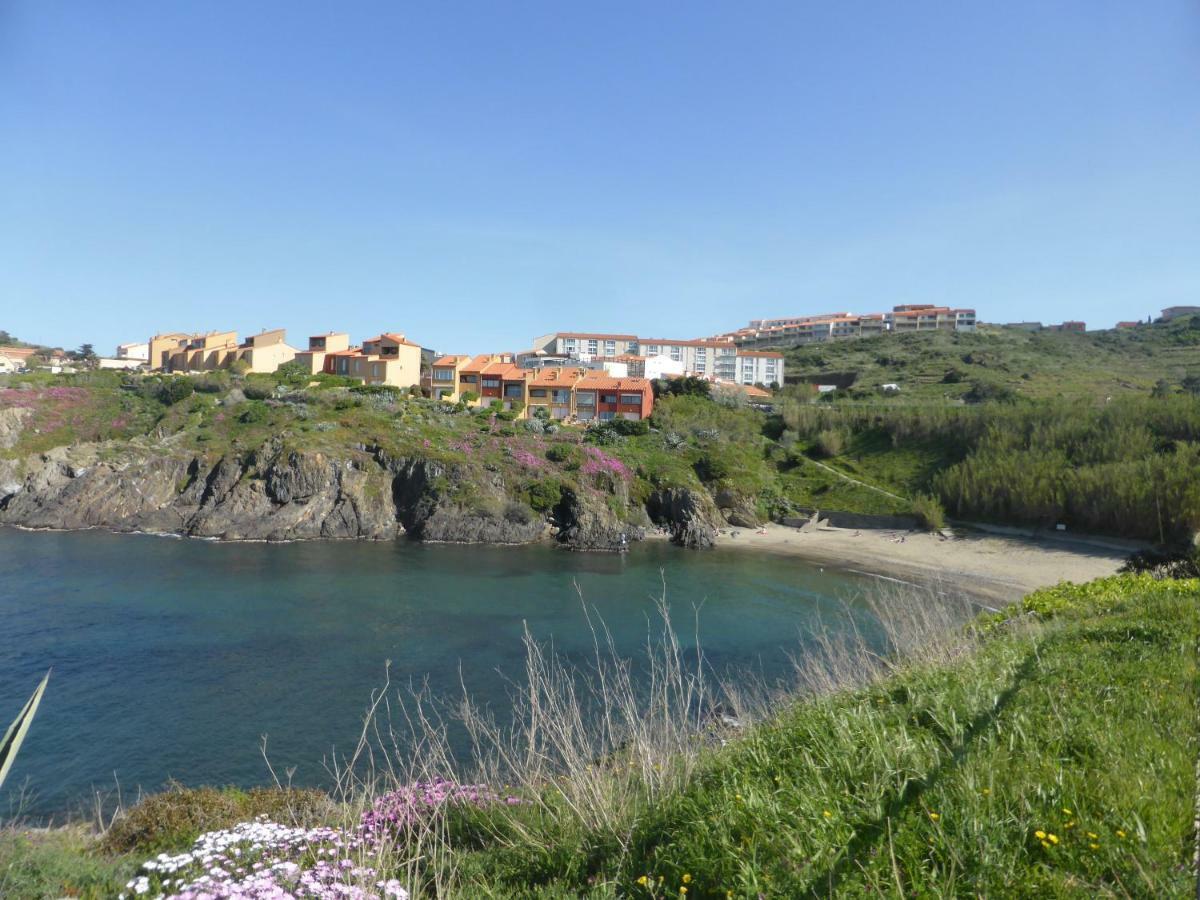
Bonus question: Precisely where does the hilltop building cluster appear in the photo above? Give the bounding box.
[715,304,977,348]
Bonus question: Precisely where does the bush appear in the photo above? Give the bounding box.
[238,401,270,424]
[694,450,733,483]
[964,380,1017,404]
[527,478,563,512]
[461,391,479,404]
[100,786,331,855]
[192,374,229,394]
[546,444,578,464]
[157,379,195,405]
[242,382,274,401]
[812,428,846,458]
[910,493,947,531]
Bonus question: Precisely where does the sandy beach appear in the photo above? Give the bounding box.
[712,523,1136,606]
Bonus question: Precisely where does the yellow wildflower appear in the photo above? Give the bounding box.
[1035,830,1046,840]
[1086,832,1098,839]
[683,874,692,884]
[1116,829,1126,839]
[823,809,832,818]
[1048,834,1059,845]
[1065,821,1076,829]
[1041,840,1051,849]
[1062,808,1072,815]
[679,888,688,896]
[637,876,648,886]
[981,788,991,795]
[929,812,940,822]
[1090,843,1100,850]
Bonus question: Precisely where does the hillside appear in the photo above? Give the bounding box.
[1,363,1199,545]
[777,318,1200,401]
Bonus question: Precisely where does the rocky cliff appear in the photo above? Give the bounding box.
[0,439,722,551]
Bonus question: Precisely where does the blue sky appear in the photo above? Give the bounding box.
[2,1,1198,354]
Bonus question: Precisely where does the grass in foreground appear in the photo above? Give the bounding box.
[1,575,1197,898]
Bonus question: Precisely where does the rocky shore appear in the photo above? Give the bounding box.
[0,439,724,551]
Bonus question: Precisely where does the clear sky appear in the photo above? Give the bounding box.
[2,1,1198,354]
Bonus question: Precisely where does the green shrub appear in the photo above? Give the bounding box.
[100,786,332,854]
[910,493,946,531]
[527,478,563,512]
[157,379,195,405]
[242,382,273,401]
[238,402,269,424]
[812,428,846,458]
[694,450,733,482]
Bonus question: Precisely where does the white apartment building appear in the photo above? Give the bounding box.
[531,332,640,358]
[637,339,738,379]
[734,351,784,386]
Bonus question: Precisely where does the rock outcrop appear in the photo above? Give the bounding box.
[645,487,722,549]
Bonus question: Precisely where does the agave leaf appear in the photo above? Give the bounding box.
[0,669,51,791]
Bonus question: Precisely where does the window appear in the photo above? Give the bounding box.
[529,389,547,398]
[604,340,616,355]
[460,373,478,383]
[482,377,500,388]
[575,391,595,406]
[601,393,618,404]
[433,369,453,381]
[552,389,571,403]
[504,385,523,398]
[620,393,641,405]
[587,340,598,354]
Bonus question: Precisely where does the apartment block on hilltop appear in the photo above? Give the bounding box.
[531,332,640,359]
[727,305,976,348]
[428,355,472,400]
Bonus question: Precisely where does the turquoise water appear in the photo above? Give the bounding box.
[0,528,882,819]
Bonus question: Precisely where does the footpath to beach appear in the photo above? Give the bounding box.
[711,522,1135,605]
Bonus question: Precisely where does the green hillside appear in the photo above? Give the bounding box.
[777,318,1200,401]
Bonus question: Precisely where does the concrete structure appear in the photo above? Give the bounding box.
[323,332,423,388]
[734,350,784,386]
[637,338,738,379]
[1162,306,1200,321]
[97,357,145,370]
[727,305,975,348]
[116,341,149,362]
[0,347,37,374]
[531,332,640,359]
[237,329,297,373]
[294,333,350,375]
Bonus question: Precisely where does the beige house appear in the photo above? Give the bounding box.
[173,331,240,371]
[294,333,350,375]
[322,332,424,388]
[237,329,297,374]
[147,333,192,371]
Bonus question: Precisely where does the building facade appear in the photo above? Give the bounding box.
[294,333,350,375]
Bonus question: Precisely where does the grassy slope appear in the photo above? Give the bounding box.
[781,319,1200,402]
[4,576,1192,898]
[440,575,1198,897]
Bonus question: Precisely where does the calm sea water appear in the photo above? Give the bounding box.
[0,528,885,819]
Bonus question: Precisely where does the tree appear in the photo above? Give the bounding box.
[1151,378,1173,399]
[1181,375,1200,396]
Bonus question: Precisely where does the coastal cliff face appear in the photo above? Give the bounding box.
[0,440,721,550]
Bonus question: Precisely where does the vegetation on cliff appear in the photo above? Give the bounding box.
[2,319,1199,545]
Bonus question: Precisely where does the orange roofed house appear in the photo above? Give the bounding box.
[428,355,471,401]
[322,332,423,389]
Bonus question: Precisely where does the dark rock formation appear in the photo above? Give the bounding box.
[645,487,722,549]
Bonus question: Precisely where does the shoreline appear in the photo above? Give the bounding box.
[1,521,1134,606]
[711,522,1134,605]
